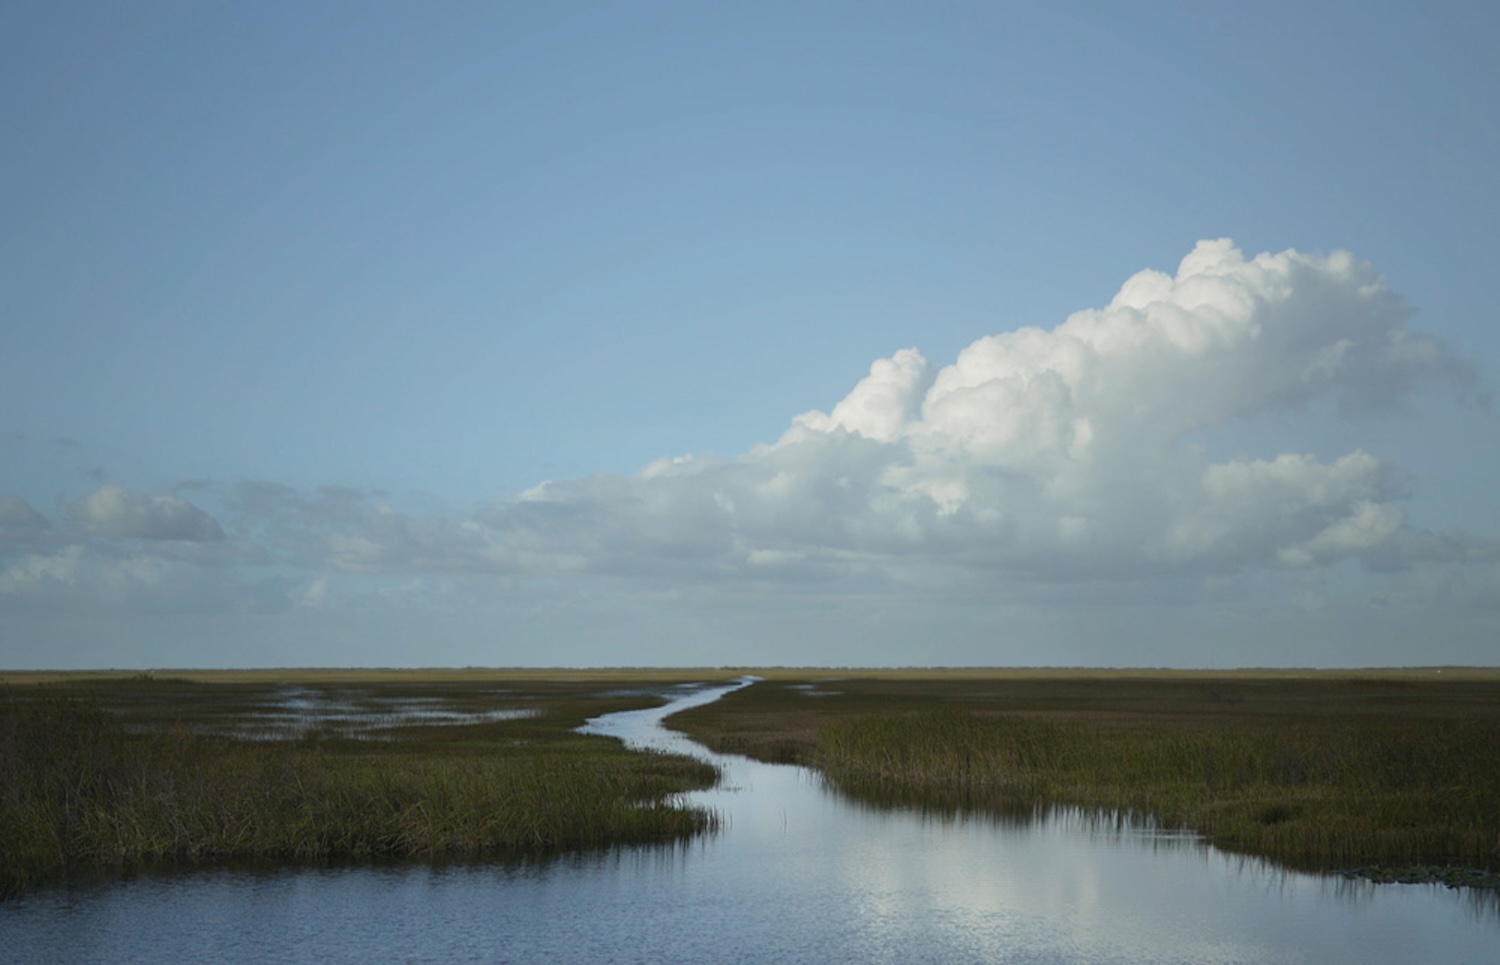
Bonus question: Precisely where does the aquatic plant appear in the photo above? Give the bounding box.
[671,670,1500,876]
[0,678,722,899]
[813,711,1500,871]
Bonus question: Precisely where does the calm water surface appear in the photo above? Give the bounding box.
[5,678,1497,963]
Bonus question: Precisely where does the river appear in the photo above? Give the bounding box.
[4,677,1496,963]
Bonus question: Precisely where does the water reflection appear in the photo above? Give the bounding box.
[209,687,538,740]
[5,677,1497,964]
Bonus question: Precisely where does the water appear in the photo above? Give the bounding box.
[182,687,538,741]
[5,678,1497,963]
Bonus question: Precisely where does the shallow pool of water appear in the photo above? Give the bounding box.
[195,687,538,740]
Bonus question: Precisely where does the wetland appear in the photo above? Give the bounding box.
[4,668,1499,962]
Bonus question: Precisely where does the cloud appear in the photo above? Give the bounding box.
[0,544,213,611]
[171,238,1475,615]
[792,348,935,444]
[9,241,1490,643]
[0,496,52,547]
[1164,451,1403,569]
[0,545,84,595]
[291,575,330,608]
[447,240,1482,586]
[0,482,241,612]
[69,485,225,541]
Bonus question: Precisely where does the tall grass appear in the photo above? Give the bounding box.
[669,671,1500,877]
[1,686,719,899]
[815,710,1500,872]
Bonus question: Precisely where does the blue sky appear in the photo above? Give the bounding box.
[3,1,1497,668]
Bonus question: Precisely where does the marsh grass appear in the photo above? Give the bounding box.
[1,674,730,899]
[815,711,1500,872]
[671,670,1500,876]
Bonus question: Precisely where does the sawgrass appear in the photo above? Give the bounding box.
[1,673,733,899]
[670,669,1500,875]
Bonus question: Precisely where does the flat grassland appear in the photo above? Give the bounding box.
[670,667,1500,884]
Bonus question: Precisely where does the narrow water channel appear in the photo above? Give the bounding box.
[5,678,1497,964]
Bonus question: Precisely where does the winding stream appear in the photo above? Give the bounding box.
[5,678,1497,963]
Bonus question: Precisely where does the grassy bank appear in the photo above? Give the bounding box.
[1,673,732,899]
[669,670,1500,877]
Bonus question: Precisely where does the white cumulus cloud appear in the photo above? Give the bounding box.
[16,241,1486,640]
[455,240,1476,585]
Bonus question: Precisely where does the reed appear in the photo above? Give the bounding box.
[814,711,1500,871]
[1,677,724,899]
[670,670,1500,876]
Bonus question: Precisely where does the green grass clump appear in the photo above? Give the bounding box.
[814,711,1500,871]
[1,681,721,899]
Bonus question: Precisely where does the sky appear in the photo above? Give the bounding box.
[2,1,1498,669]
